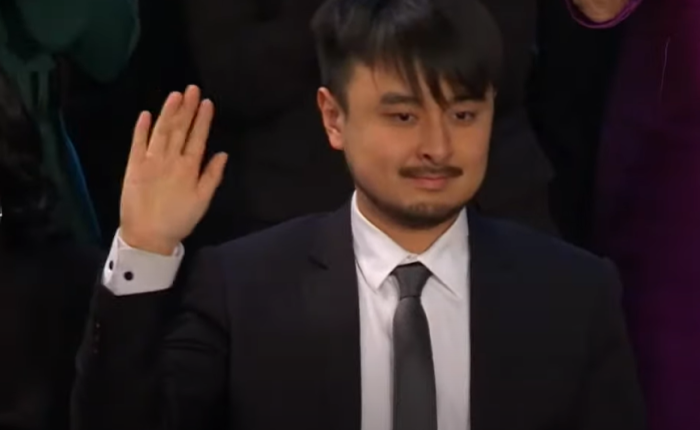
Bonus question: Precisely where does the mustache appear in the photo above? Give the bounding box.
[399,165,463,178]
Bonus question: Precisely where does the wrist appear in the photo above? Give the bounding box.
[119,228,179,256]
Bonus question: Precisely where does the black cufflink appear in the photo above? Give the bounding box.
[108,260,114,270]
[124,271,134,281]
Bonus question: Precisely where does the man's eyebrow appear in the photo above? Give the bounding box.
[379,92,422,106]
[450,92,485,103]
[379,91,486,107]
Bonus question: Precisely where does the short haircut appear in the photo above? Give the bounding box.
[311,0,503,110]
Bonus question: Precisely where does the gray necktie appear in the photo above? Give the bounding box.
[392,262,437,430]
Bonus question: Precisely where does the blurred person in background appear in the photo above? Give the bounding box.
[0,0,139,245]
[593,0,700,428]
[475,0,637,235]
[528,0,627,247]
[0,66,100,430]
[62,0,196,243]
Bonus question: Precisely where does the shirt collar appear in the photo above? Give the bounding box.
[351,193,469,298]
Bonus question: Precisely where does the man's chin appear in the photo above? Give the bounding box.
[389,202,464,229]
[356,184,465,229]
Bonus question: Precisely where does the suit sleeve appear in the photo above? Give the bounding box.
[72,247,229,430]
[573,260,646,430]
[180,0,319,120]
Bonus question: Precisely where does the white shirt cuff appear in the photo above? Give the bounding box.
[102,230,184,296]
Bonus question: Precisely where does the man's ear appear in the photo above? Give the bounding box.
[317,87,345,151]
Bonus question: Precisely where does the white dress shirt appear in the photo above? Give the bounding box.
[102,194,471,430]
[351,195,471,430]
[102,230,183,295]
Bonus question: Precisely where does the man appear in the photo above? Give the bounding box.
[73,1,645,429]
[179,0,635,245]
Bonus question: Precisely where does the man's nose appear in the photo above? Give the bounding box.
[418,122,453,164]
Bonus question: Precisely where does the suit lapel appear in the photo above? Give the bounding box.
[299,206,526,430]
[468,210,522,430]
[302,203,362,430]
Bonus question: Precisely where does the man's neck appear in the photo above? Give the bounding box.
[356,194,459,255]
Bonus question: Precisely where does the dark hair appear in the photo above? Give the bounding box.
[311,0,503,110]
[0,67,58,246]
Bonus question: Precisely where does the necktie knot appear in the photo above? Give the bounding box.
[393,262,431,299]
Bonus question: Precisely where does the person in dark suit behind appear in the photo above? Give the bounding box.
[180,0,353,246]
[527,0,625,248]
[61,0,198,244]
[467,0,634,234]
[73,1,645,429]
[0,67,101,430]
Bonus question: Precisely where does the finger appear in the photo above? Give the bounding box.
[128,111,151,165]
[197,152,228,202]
[147,92,183,156]
[184,99,215,160]
[168,85,201,156]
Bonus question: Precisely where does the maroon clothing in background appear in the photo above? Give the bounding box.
[594,1,700,429]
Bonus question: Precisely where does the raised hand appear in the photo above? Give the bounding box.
[571,0,630,23]
[119,86,228,255]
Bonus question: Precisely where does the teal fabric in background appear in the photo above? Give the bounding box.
[0,0,138,244]
[59,114,101,241]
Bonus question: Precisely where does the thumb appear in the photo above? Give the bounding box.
[198,152,228,201]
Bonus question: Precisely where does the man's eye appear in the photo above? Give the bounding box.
[453,111,476,121]
[391,113,416,123]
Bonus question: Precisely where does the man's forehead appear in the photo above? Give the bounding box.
[350,63,479,104]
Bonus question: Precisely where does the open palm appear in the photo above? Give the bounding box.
[120,86,228,254]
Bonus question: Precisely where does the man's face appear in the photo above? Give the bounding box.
[318,63,494,229]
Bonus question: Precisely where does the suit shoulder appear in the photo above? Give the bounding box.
[209,214,324,265]
[482,217,617,283]
[192,214,328,291]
